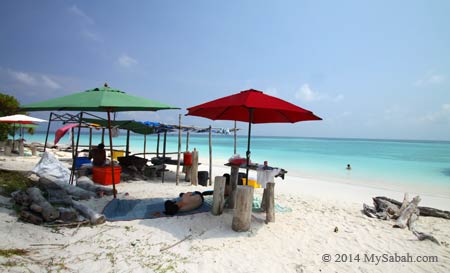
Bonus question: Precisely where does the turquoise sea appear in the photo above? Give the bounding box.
[22,132,450,194]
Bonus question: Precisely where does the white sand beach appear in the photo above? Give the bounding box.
[0,152,449,273]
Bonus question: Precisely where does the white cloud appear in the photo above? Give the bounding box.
[295,84,318,101]
[41,75,61,89]
[265,88,279,97]
[69,5,94,25]
[7,69,61,90]
[295,84,343,102]
[419,104,450,123]
[414,72,446,86]
[118,54,138,68]
[81,29,101,42]
[9,70,37,86]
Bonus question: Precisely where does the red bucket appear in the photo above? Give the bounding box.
[183,152,192,166]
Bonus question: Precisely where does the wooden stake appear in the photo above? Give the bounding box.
[232,185,254,232]
[265,182,275,223]
[228,165,239,209]
[191,148,198,186]
[212,176,226,215]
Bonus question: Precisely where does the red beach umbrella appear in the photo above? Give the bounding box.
[186,89,322,178]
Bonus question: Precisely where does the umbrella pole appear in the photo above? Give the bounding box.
[12,123,16,151]
[43,112,53,152]
[245,109,254,181]
[234,120,237,155]
[107,111,117,198]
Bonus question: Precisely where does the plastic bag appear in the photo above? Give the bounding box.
[32,152,71,184]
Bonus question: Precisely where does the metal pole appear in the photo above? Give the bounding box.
[209,125,212,186]
[107,111,117,198]
[156,133,160,157]
[162,130,167,183]
[43,112,53,152]
[234,120,237,154]
[126,129,130,156]
[245,109,254,181]
[176,114,181,185]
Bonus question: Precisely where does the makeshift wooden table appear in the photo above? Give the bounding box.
[224,162,287,230]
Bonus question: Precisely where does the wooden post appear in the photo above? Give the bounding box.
[228,165,239,209]
[89,127,92,151]
[186,131,190,151]
[31,145,37,156]
[261,188,268,212]
[265,182,275,223]
[191,148,198,186]
[176,114,182,185]
[212,176,226,215]
[232,186,254,232]
[5,145,11,156]
[184,165,191,182]
[209,126,212,186]
[19,140,24,156]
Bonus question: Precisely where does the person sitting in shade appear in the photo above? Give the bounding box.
[164,191,213,215]
[89,143,107,167]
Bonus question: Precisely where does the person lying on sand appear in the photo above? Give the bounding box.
[164,191,213,216]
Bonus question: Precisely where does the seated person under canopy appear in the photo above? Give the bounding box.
[89,143,107,166]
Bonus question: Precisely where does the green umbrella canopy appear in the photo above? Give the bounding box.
[82,118,155,135]
[20,85,180,112]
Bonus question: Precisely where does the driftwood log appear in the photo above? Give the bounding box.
[77,176,115,196]
[26,187,60,222]
[363,193,441,245]
[393,196,421,228]
[71,200,105,225]
[19,210,44,225]
[39,176,95,200]
[374,196,450,219]
[11,190,32,207]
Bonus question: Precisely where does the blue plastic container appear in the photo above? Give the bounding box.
[75,157,91,169]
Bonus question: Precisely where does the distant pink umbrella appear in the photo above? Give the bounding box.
[54,123,79,145]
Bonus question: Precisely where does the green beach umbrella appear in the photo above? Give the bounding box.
[21,84,180,197]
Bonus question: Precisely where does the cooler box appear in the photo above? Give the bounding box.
[241,178,261,188]
[92,166,121,185]
[75,157,91,169]
[112,150,125,160]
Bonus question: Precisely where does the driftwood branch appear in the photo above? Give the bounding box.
[160,235,192,252]
[375,196,450,219]
[393,196,421,228]
[363,194,442,245]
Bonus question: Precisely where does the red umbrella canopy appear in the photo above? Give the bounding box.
[186,89,322,123]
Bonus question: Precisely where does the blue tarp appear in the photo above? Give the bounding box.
[103,196,213,221]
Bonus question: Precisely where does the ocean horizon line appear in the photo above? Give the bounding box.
[31,130,450,144]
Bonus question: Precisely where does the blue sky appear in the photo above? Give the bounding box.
[1,1,449,140]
